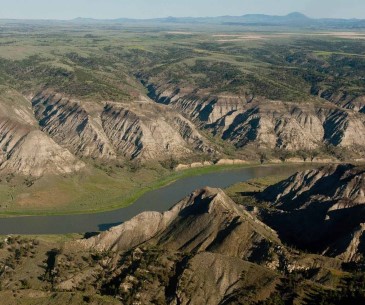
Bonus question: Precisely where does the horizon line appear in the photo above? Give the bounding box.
[0,12,364,22]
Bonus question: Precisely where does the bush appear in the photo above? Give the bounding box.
[159,157,178,170]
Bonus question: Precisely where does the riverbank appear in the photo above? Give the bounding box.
[0,164,315,234]
[0,162,262,218]
[174,157,342,171]
[0,159,349,218]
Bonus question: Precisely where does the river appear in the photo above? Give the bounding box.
[0,164,311,235]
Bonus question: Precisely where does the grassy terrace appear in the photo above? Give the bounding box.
[0,161,323,217]
[0,162,269,217]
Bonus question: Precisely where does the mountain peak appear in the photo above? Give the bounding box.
[286,12,310,19]
[77,187,281,258]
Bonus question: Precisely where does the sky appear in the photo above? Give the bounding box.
[0,0,364,20]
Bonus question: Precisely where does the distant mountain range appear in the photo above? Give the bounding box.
[1,12,365,29]
[68,12,365,29]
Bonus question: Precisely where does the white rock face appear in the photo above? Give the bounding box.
[0,88,218,177]
[32,92,214,162]
[2,83,365,177]
[0,91,84,177]
[146,82,365,151]
[102,102,214,160]
[1,130,84,177]
[32,92,117,159]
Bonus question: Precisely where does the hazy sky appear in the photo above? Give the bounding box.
[0,0,364,20]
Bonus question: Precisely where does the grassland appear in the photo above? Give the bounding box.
[225,173,290,208]
[0,160,323,217]
[0,22,364,215]
[0,24,364,102]
[0,161,271,216]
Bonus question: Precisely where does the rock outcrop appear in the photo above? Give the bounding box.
[316,88,365,113]
[1,130,84,176]
[2,82,365,177]
[65,187,289,304]
[32,91,214,162]
[79,188,282,256]
[32,91,117,160]
[0,166,356,305]
[259,164,365,261]
[143,81,365,152]
[0,91,84,177]
[101,102,213,160]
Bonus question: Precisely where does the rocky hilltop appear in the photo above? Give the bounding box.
[259,164,365,261]
[2,167,365,304]
[78,187,285,264]
[59,188,291,304]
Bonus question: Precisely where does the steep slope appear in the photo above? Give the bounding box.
[259,164,365,261]
[0,87,215,177]
[102,101,213,160]
[51,187,345,305]
[0,186,352,305]
[0,90,84,177]
[79,187,287,267]
[261,164,365,206]
[94,249,279,305]
[32,91,117,160]
[1,130,84,176]
[60,187,291,304]
[317,89,365,113]
[143,81,365,153]
[32,91,214,162]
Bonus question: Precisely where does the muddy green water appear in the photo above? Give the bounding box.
[0,165,311,234]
